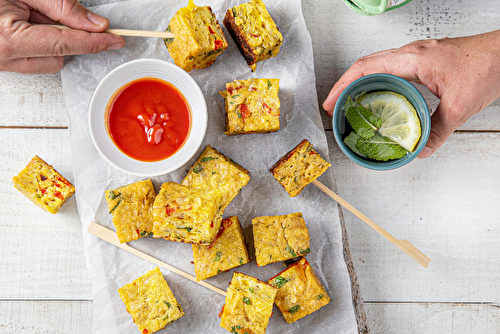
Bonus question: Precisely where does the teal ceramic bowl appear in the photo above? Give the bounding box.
[332,74,430,171]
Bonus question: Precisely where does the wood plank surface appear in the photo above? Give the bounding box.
[0,301,92,333]
[0,129,90,299]
[1,301,498,334]
[0,72,66,127]
[364,302,500,334]
[327,132,500,303]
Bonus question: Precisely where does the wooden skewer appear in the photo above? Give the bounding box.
[312,179,431,268]
[49,25,174,38]
[87,221,226,296]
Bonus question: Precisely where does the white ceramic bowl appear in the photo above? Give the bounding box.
[89,59,207,176]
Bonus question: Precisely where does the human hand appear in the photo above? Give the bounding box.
[323,30,500,158]
[0,0,125,74]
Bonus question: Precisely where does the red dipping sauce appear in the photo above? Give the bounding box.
[106,77,191,162]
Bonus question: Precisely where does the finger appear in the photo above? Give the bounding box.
[28,10,59,25]
[322,51,398,114]
[7,24,124,58]
[322,71,365,116]
[417,103,460,159]
[0,56,64,74]
[21,0,109,32]
[322,48,422,115]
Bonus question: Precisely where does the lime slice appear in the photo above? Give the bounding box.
[357,91,421,152]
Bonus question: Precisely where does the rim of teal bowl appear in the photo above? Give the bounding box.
[332,73,430,171]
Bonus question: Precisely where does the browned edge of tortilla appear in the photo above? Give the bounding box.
[223,9,257,66]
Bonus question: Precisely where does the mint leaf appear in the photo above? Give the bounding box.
[354,133,408,161]
[344,132,366,157]
[344,96,382,139]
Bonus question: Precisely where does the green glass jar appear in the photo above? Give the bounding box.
[343,0,412,15]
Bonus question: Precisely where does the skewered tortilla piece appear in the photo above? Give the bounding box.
[252,212,310,266]
[152,181,224,245]
[182,145,250,211]
[268,257,330,323]
[219,272,278,334]
[12,155,75,214]
[192,216,250,281]
[118,267,184,333]
[270,139,331,197]
[105,178,156,243]
[221,78,280,135]
[165,0,228,72]
[223,0,283,71]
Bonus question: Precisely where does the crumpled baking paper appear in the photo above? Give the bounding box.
[60,0,359,332]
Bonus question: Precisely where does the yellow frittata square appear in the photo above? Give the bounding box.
[192,216,250,281]
[165,0,228,72]
[118,267,184,334]
[270,139,331,197]
[220,272,278,334]
[223,0,283,71]
[12,156,75,214]
[105,179,156,243]
[152,181,224,244]
[181,145,250,211]
[252,212,310,266]
[268,258,330,323]
[221,78,280,135]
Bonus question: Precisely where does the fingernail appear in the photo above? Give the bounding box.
[87,11,106,27]
[417,146,434,159]
[107,42,123,50]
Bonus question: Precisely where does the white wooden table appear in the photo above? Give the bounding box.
[1,0,499,333]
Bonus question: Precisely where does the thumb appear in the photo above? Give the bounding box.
[10,0,125,58]
[22,0,109,32]
[418,103,458,159]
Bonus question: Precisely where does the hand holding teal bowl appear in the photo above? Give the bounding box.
[332,74,430,171]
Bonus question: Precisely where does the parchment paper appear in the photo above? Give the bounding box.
[60,0,359,332]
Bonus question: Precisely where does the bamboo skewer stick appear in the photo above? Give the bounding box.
[49,25,174,38]
[87,221,226,296]
[312,179,431,268]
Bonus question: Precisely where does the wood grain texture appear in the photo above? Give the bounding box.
[336,198,370,334]
[327,131,500,303]
[0,301,92,333]
[364,302,500,334]
[313,179,430,268]
[0,73,66,127]
[1,301,498,334]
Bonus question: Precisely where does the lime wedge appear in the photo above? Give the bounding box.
[357,91,421,152]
